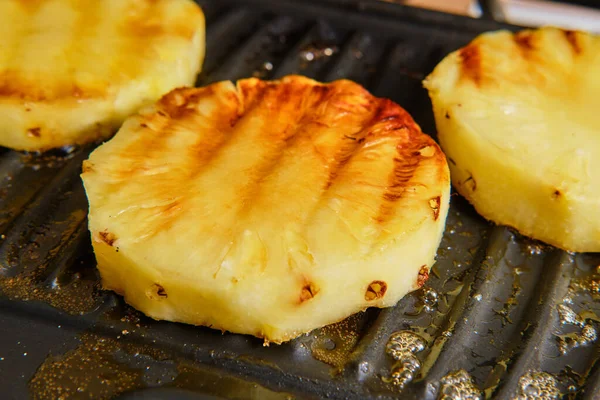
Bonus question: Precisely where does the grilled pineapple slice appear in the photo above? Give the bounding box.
[0,0,204,151]
[424,27,600,252]
[82,75,450,343]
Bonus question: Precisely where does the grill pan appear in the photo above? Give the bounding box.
[1,0,599,399]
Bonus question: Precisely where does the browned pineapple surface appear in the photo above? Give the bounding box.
[0,0,205,151]
[82,75,450,343]
[424,27,600,252]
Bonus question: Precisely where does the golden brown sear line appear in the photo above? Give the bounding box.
[459,44,482,85]
[563,30,582,54]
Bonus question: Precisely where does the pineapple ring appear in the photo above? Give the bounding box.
[0,0,204,151]
[82,76,450,343]
[424,27,600,252]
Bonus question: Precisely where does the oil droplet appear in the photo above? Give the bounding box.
[438,369,481,400]
[299,44,338,62]
[406,287,440,316]
[555,304,598,354]
[525,243,545,255]
[359,361,370,374]
[423,287,439,312]
[384,331,426,389]
[557,304,584,327]
[557,323,597,355]
[516,372,560,400]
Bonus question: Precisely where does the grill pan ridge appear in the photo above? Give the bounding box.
[0,1,599,399]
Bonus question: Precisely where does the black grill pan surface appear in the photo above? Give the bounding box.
[1,1,599,399]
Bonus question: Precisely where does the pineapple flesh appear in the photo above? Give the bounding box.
[0,0,205,151]
[424,27,600,252]
[82,76,450,343]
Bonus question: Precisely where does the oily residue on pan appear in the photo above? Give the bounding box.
[309,312,366,369]
[29,332,293,400]
[0,211,102,315]
[29,333,157,400]
[0,269,101,314]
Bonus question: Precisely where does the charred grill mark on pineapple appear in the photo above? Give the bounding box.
[375,134,423,224]
[365,280,387,301]
[417,265,429,288]
[106,87,241,237]
[146,283,168,300]
[563,30,582,55]
[323,101,385,190]
[514,31,535,53]
[227,82,319,220]
[0,73,104,101]
[96,230,117,247]
[429,196,441,221]
[459,44,482,85]
[323,138,361,191]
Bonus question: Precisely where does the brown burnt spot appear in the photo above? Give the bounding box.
[157,88,200,119]
[429,196,441,221]
[146,283,168,300]
[309,84,334,104]
[552,189,562,199]
[365,280,387,301]
[383,191,403,202]
[445,111,450,119]
[464,173,477,191]
[299,282,319,303]
[563,30,582,54]
[514,32,534,50]
[273,81,296,106]
[27,127,41,138]
[417,265,429,288]
[514,31,537,59]
[459,44,482,85]
[97,231,117,247]
[72,86,85,99]
[81,161,94,174]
